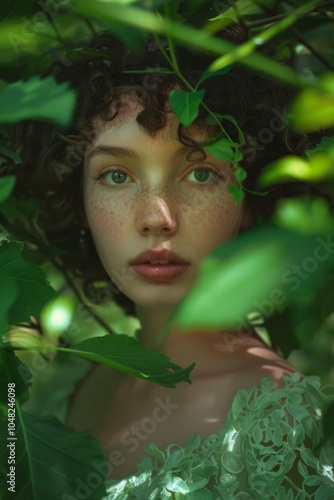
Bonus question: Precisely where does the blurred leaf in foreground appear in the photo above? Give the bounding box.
[0,76,76,127]
[169,222,334,331]
[289,73,334,132]
[258,152,334,186]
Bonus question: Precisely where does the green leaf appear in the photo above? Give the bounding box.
[228,184,245,204]
[0,409,107,500]
[0,240,58,324]
[274,197,334,234]
[204,138,235,161]
[0,275,17,341]
[289,74,334,132]
[0,76,76,127]
[235,167,247,183]
[52,334,195,388]
[0,350,31,404]
[305,135,334,157]
[169,89,205,126]
[0,144,21,166]
[259,152,334,186]
[170,231,284,329]
[169,226,329,330]
[0,175,15,204]
[197,65,233,86]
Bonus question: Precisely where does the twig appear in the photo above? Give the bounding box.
[12,216,116,338]
[40,6,69,48]
[290,25,334,71]
[248,14,289,29]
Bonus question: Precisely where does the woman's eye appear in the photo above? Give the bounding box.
[99,168,130,185]
[186,166,224,184]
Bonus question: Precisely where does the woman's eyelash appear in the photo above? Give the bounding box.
[93,164,227,182]
[190,164,227,180]
[94,166,123,180]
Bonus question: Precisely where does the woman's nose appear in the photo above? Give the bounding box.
[136,194,178,237]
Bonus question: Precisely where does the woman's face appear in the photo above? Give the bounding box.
[83,94,248,310]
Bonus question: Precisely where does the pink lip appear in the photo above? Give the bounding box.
[130,248,189,265]
[131,263,189,282]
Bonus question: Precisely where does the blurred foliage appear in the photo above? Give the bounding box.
[0,0,334,497]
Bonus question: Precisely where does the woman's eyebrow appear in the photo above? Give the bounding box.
[87,145,140,161]
[87,144,194,162]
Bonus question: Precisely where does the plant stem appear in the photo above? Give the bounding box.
[290,26,334,71]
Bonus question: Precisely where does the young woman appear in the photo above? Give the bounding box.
[13,26,334,498]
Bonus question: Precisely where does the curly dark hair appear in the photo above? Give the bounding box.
[8,24,331,317]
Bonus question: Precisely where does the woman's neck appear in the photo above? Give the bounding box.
[134,305,266,379]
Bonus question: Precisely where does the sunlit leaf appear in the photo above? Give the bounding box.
[259,153,334,186]
[170,226,332,330]
[40,295,76,338]
[289,74,334,132]
[274,197,334,234]
[169,89,205,126]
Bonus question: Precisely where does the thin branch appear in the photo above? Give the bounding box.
[12,216,116,338]
[248,14,289,29]
[84,17,98,37]
[40,7,69,48]
[290,25,334,71]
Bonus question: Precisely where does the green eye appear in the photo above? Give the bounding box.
[109,170,128,184]
[193,169,211,182]
[99,169,130,185]
[187,165,223,184]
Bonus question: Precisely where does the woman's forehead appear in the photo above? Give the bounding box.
[91,90,213,143]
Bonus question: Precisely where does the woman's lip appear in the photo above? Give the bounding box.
[131,263,190,282]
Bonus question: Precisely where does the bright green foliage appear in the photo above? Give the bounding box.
[56,334,195,388]
[289,74,334,132]
[0,76,76,127]
[0,0,333,494]
[169,89,205,126]
[170,223,333,330]
[274,197,334,234]
[259,150,334,186]
[0,410,107,500]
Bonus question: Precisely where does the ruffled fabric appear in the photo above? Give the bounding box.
[104,373,334,499]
